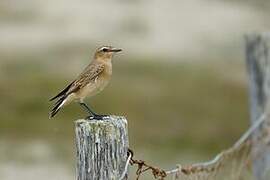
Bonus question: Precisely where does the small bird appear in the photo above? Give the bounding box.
[49,46,122,120]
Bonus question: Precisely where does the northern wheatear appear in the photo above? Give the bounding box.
[49,46,122,120]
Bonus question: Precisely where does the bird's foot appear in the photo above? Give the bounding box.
[86,114,109,120]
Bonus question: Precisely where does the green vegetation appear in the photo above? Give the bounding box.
[0,60,249,158]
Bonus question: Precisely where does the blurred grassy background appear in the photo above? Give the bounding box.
[1,0,270,179]
[0,58,250,179]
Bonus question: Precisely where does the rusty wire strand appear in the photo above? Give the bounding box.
[127,148,167,180]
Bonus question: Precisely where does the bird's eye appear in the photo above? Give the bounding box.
[102,48,109,52]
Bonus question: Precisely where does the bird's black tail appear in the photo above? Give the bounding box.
[49,96,66,118]
[49,81,74,101]
[49,81,74,118]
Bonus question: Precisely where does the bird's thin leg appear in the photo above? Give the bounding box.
[79,102,108,120]
[79,102,97,116]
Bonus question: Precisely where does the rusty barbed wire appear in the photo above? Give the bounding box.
[127,149,167,180]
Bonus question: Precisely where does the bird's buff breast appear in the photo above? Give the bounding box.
[63,78,109,106]
[77,75,110,100]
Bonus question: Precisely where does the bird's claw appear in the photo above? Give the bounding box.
[86,115,109,120]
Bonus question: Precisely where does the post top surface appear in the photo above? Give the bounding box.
[75,115,127,125]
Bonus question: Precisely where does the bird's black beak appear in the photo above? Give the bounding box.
[110,48,122,52]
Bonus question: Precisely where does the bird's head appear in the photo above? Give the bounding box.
[94,46,122,60]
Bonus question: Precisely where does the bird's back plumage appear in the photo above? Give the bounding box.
[70,62,105,92]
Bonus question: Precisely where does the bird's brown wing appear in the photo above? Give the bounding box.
[65,62,105,95]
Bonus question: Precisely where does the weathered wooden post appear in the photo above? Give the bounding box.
[75,115,129,180]
[246,33,270,180]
